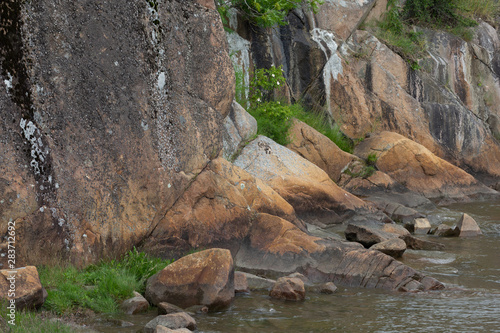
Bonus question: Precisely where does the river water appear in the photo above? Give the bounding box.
[93,200,500,333]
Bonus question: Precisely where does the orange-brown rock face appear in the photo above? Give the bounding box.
[234,136,369,223]
[143,158,303,255]
[145,248,234,311]
[0,266,46,310]
[355,132,496,199]
[0,0,234,266]
[287,119,360,182]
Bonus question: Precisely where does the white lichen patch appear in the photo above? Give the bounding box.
[226,32,251,108]
[20,118,47,175]
[157,72,166,90]
[3,72,13,90]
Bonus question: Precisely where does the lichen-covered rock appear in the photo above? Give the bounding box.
[355,132,496,200]
[0,266,46,310]
[145,248,234,311]
[0,0,234,266]
[234,136,369,223]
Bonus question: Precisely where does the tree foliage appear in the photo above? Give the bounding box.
[217,0,323,27]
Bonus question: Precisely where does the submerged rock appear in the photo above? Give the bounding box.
[432,224,459,237]
[144,313,196,333]
[145,248,234,311]
[456,213,482,237]
[269,277,306,301]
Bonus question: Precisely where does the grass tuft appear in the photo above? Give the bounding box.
[38,248,172,315]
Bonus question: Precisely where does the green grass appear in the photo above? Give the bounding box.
[249,101,354,152]
[369,0,499,68]
[0,310,76,333]
[38,248,172,315]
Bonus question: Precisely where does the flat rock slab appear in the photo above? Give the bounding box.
[236,237,445,292]
[240,272,275,291]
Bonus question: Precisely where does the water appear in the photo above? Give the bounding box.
[93,200,500,332]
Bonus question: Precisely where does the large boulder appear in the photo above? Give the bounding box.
[355,132,496,200]
[0,0,234,266]
[145,248,234,311]
[0,266,46,310]
[234,136,369,224]
[287,119,359,182]
[142,158,303,255]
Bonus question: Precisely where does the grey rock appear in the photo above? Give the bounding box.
[370,238,407,258]
[457,213,482,237]
[121,293,149,315]
[240,272,276,291]
[269,277,305,301]
[144,313,196,333]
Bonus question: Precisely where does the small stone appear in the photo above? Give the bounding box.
[456,213,482,237]
[318,282,337,294]
[269,277,305,301]
[144,313,196,333]
[405,218,431,235]
[121,293,149,315]
[404,236,445,250]
[155,325,192,333]
[234,271,249,294]
[432,224,459,237]
[287,272,310,286]
[370,238,406,258]
[158,302,185,315]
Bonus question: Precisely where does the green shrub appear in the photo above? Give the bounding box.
[217,0,323,27]
[249,65,286,107]
[250,101,295,145]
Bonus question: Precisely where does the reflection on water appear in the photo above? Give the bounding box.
[94,200,500,332]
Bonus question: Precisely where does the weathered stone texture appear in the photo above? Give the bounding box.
[0,0,234,265]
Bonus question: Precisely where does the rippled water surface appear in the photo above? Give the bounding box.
[94,200,500,333]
